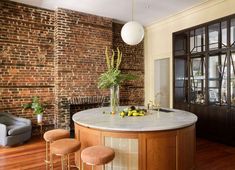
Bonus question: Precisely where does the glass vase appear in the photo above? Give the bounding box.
[37,114,43,124]
[110,85,119,114]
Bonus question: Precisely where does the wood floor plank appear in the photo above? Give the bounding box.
[195,138,235,170]
[0,137,76,170]
[0,137,235,169]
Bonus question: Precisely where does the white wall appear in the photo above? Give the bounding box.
[144,0,235,107]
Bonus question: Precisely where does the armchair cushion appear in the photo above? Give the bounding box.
[7,125,32,136]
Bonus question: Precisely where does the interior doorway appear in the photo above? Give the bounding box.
[154,58,170,108]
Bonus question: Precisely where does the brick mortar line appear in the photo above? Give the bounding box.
[0,16,54,27]
[0,86,54,88]
[74,20,112,30]
[1,63,54,68]
[121,68,144,71]
[0,40,53,46]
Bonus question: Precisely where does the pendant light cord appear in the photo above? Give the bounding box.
[132,0,134,21]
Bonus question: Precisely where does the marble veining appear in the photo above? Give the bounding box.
[72,106,197,131]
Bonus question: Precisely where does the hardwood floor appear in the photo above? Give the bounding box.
[195,138,235,170]
[0,137,76,170]
[0,137,235,170]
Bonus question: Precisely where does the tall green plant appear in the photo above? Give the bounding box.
[98,47,136,89]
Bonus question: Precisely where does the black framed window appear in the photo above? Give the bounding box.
[173,15,235,107]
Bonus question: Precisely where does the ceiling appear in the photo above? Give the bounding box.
[11,0,207,26]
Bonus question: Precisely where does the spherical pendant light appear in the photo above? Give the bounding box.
[121,21,144,46]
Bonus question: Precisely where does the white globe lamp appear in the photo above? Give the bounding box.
[121,21,144,46]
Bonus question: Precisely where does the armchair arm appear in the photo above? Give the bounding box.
[3,113,31,125]
[0,123,7,137]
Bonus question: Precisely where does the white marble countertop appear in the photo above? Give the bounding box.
[72,106,197,132]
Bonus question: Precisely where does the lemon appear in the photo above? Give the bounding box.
[133,112,139,116]
[120,112,125,117]
[128,111,133,116]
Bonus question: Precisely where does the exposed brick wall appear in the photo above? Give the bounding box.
[0,0,144,132]
[54,8,112,128]
[112,23,144,106]
[0,0,55,129]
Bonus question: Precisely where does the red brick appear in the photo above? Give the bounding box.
[0,0,144,135]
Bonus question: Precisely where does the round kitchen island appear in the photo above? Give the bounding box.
[73,107,197,170]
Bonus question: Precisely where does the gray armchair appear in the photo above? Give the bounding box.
[0,112,32,146]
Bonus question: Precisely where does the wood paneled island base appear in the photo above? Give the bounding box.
[73,107,197,170]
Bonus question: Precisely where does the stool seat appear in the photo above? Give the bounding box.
[51,138,81,155]
[81,145,115,166]
[43,129,70,142]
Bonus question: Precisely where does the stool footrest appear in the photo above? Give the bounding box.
[69,164,80,169]
[44,160,50,164]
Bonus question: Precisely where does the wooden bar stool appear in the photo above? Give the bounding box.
[43,129,70,169]
[50,138,81,170]
[81,145,115,170]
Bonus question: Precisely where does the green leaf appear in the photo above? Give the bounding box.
[22,96,44,115]
[22,103,32,109]
[98,47,138,89]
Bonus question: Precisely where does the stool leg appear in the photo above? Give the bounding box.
[50,153,54,170]
[92,165,94,170]
[82,161,84,170]
[45,141,49,170]
[78,151,81,169]
[111,161,113,170]
[67,154,70,170]
[61,155,65,170]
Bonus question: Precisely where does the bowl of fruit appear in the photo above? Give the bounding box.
[119,106,147,118]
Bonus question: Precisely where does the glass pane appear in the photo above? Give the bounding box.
[190,57,205,104]
[175,88,185,101]
[190,30,195,52]
[209,56,219,79]
[190,28,205,53]
[208,54,227,105]
[175,58,188,102]
[209,80,219,88]
[231,53,235,105]
[191,58,205,77]
[209,23,219,50]
[174,35,187,56]
[175,58,186,85]
[221,66,227,104]
[221,54,227,105]
[209,81,219,103]
[231,18,235,46]
[209,55,227,79]
[221,21,227,48]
